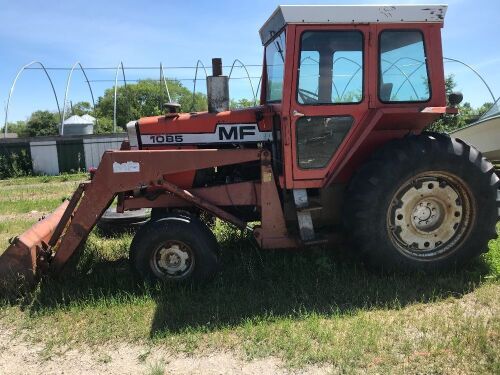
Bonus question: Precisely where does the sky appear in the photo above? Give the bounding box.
[0,0,499,124]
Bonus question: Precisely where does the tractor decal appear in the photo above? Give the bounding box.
[141,123,273,145]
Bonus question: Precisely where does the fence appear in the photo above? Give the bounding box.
[0,133,126,176]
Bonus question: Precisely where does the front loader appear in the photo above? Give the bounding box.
[1,4,499,293]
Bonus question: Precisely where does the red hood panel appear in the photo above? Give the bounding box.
[138,106,271,135]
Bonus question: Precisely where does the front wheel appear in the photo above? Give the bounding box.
[345,133,499,271]
[129,213,220,284]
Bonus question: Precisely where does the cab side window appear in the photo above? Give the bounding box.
[297,31,363,105]
[379,30,431,102]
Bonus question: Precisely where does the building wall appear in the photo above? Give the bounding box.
[0,133,126,176]
[30,140,59,175]
[83,137,124,169]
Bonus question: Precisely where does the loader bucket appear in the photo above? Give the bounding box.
[0,201,69,296]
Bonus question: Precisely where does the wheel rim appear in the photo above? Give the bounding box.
[150,240,194,279]
[387,172,475,261]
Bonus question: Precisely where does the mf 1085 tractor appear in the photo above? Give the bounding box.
[1,4,499,291]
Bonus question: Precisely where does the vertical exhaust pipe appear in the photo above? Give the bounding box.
[207,58,229,113]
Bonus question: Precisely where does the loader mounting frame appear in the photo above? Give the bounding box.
[0,148,295,290]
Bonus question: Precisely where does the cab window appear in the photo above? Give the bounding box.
[296,116,353,169]
[297,31,363,105]
[379,30,430,102]
[265,31,286,102]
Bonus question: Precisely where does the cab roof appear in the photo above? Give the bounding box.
[259,4,447,45]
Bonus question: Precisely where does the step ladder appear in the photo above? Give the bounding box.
[293,189,328,245]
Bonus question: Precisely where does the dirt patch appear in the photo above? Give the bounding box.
[0,328,329,375]
[0,211,45,222]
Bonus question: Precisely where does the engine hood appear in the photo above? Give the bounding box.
[132,106,275,148]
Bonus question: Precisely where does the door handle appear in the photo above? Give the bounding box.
[292,110,305,118]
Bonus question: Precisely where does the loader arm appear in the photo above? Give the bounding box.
[0,148,261,290]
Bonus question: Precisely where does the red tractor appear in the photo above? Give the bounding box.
[1,4,499,290]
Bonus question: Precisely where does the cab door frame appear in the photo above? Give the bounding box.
[282,24,371,189]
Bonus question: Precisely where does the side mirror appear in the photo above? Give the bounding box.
[448,92,463,107]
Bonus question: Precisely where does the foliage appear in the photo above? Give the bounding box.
[1,121,29,137]
[0,149,32,179]
[95,79,207,131]
[25,110,59,137]
[230,98,255,109]
[69,101,93,117]
[93,117,113,134]
[426,75,493,133]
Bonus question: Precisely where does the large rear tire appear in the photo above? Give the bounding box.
[129,213,220,284]
[344,133,499,271]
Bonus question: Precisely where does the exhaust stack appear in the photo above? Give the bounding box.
[207,58,229,113]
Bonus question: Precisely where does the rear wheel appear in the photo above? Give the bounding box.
[129,213,220,284]
[345,133,499,271]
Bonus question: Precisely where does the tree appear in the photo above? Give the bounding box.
[426,75,492,133]
[70,101,93,117]
[25,110,59,137]
[230,98,255,109]
[1,120,28,137]
[95,79,207,131]
[94,117,113,134]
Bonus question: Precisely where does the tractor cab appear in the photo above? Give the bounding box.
[259,5,448,188]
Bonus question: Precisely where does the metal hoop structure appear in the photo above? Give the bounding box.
[61,62,96,135]
[228,59,258,105]
[113,62,127,132]
[4,61,61,136]
[444,57,496,103]
[189,60,209,112]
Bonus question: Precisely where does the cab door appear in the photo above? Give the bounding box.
[287,25,370,187]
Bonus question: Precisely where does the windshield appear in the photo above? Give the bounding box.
[480,97,500,120]
[265,31,286,102]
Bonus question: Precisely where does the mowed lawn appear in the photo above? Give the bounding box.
[0,174,499,374]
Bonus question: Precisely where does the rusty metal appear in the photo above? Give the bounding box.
[0,201,69,293]
[207,58,229,113]
[49,148,261,273]
[48,183,86,248]
[212,58,223,77]
[253,150,297,248]
[160,180,247,229]
[123,181,260,210]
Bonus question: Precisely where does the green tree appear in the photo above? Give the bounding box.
[426,75,492,133]
[1,120,28,137]
[94,117,113,134]
[230,98,255,109]
[95,79,207,131]
[25,110,59,137]
[70,101,93,116]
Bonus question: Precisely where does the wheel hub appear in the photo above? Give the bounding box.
[411,199,443,231]
[155,243,191,276]
[389,173,473,259]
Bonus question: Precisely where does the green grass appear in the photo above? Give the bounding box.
[0,218,38,249]
[0,174,499,373]
[0,172,87,187]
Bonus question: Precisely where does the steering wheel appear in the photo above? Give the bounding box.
[298,88,319,104]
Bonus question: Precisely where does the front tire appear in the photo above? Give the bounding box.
[129,213,220,284]
[345,133,499,271]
